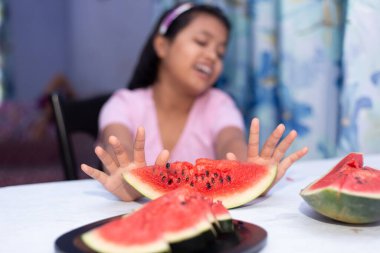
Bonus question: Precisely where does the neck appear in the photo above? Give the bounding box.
[152,80,195,114]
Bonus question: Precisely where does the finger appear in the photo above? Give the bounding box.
[108,135,130,167]
[277,147,308,179]
[272,130,298,162]
[133,127,146,167]
[94,146,119,174]
[260,123,285,158]
[81,163,109,185]
[247,118,260,159]
[155,150,170,166]
[226,152,237,160]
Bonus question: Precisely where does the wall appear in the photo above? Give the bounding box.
[8,0,68,102]
[68,0,154,97]
[7,0,154,102]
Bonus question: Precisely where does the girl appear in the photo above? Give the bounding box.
[81,2,308,201]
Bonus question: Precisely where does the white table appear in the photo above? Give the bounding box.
[1,155,380,253]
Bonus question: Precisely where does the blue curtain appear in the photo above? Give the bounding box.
[0,0,11,103]
[0,0,5,102]
[153,0,380,160]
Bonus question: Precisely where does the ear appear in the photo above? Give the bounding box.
[153,35,170,59]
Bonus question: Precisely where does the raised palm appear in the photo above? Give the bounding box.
[242,118,308,188]
[81,128,169,201]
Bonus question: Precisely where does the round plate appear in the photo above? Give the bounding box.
[55,216,267,253]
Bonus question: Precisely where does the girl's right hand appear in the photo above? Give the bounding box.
[81,127,170,201]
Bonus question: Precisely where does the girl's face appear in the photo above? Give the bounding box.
[157,13,228,96]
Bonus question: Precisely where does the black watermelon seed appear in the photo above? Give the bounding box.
[205,170,210,177]
[185,177,189,182]
[211,177,215,184]
[201,175,205,181]
[206,182,211,190]
[190,181,194,187]
[168,179,173,185]
[219,177,224,183]
[214,172,218,177]
[161,176,166,182]
[226,175,231,182]
[166,163,170,169]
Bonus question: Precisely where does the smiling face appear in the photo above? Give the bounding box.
[155,13,228,97]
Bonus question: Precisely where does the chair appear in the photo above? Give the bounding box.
[50,92,111,180]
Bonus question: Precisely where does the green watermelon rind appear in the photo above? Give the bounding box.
[300,187,380,224]
[124,163,278,209]
[81,230,170,253]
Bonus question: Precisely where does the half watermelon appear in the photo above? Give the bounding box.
[124,158,277,209]
[300,153,380,224]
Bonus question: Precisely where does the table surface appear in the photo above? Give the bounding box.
[1,154,380,253]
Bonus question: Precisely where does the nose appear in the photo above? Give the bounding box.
[205,47,218,62]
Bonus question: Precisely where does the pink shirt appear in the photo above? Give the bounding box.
[99,87,244,164]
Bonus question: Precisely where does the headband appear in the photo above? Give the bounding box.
[158,2,194,35]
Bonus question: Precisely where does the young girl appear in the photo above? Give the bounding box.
[81,2,308,201]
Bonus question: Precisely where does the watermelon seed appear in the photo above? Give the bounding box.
[206,182,211,190]
[226,175,231,182]
[180,201,186,205]
[201,175,205,181]
[190,181,194,187]
[177,178,181,183]
[219,177,224,183]
[211,177,215,184]
[166,163,170,169]
[354,176,363,184]
[181,169,185,176]
[214,172,218,177]
[185,177,189,182]
[205,170,210,177]
[168,179,173,185]
[161,176,166,182]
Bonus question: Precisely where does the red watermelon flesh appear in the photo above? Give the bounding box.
[300,153,380,224]
[82,212,169,253]
[81,188,232,253]
[124,158,277,209]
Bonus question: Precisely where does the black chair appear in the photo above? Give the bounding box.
[50,92,111,180]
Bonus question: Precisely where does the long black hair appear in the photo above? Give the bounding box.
[128,3,231,90]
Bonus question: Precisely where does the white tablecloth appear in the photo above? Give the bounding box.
[1,155,380,253]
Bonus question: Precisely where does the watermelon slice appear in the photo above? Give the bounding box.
[300,153,380,224]
[124,158,277,209]
[81,188,233,253]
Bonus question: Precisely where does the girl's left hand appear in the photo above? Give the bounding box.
[227,118,308,191]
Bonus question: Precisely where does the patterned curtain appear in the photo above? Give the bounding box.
[0,0,4,103]
[0,0,10,103]
[153,0,380,160]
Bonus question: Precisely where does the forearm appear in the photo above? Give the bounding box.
[215,127,247,161]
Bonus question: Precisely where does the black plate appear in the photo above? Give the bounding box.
[55,216,267,253]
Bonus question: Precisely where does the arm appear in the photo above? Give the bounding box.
[214,126,247,160]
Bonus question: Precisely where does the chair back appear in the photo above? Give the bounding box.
[50,92,111,180]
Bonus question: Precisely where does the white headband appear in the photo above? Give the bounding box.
[158,3,194,35]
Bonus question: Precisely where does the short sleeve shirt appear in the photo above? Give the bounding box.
[99,87,245,164]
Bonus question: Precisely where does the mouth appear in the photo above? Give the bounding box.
[195,63,213,78]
